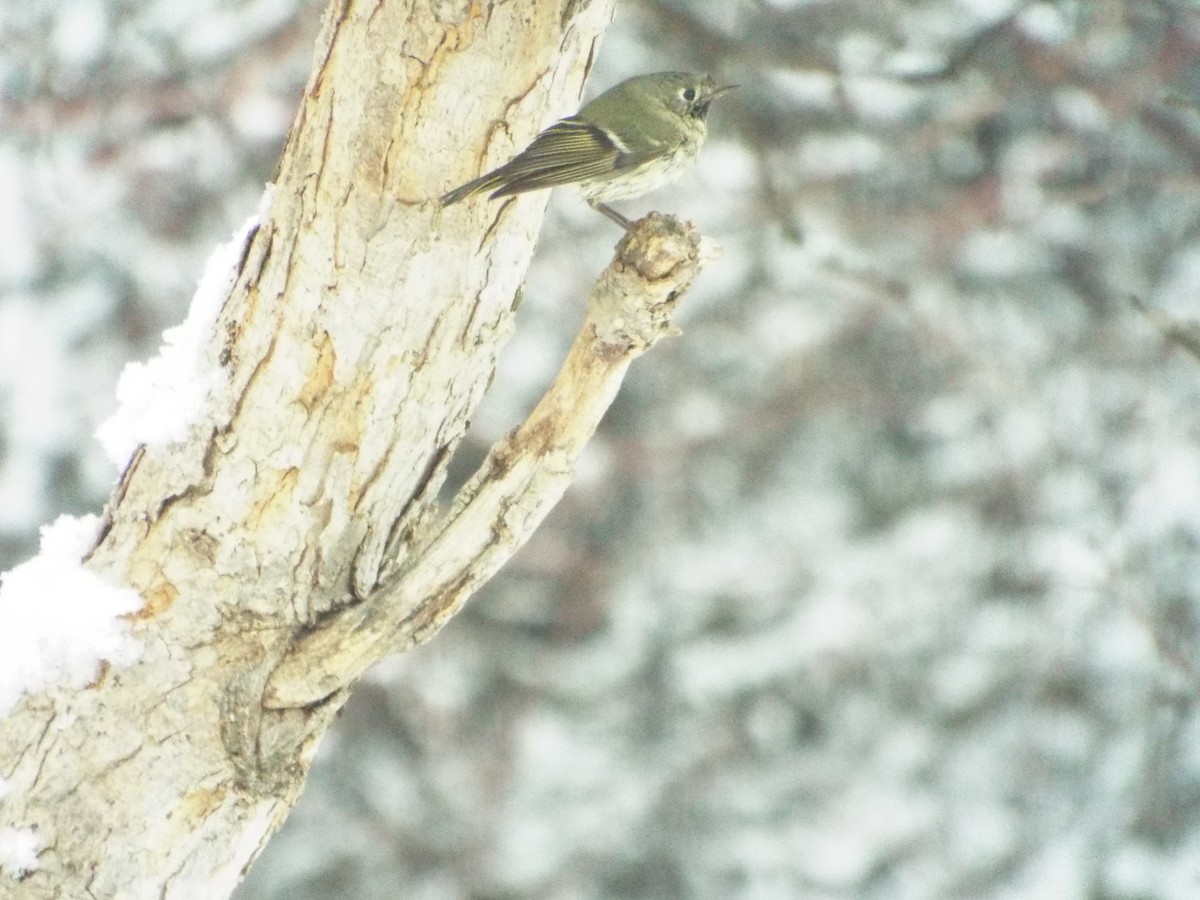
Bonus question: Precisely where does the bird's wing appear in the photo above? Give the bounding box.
[487,118,653,198]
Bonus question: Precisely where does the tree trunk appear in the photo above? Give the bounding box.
[0,1,626,896]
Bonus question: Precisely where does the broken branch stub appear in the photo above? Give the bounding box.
[264,214,707,709]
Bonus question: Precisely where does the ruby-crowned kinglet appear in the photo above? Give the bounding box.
[440,71,735,229]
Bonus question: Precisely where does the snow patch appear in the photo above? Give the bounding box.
[95,200,266,468]
[0,827,41,878]
[0,515,143,718]
[52,0,110,66]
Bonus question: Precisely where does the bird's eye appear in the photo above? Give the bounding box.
[681,87,697,103]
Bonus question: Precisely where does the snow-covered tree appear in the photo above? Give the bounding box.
[0,2,716,895]
[5,2,1200,899]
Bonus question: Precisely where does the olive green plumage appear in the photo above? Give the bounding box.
[441,72,734,228]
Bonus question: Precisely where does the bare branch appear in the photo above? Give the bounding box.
[264,214,709,709]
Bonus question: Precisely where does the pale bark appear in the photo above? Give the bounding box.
[265,214,707,709]
[0,1,716,897]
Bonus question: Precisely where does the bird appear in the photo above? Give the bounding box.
[440,72,735,230]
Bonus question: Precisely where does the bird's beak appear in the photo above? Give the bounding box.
[695,83,736,116]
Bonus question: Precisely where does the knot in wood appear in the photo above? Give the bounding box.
[589,214,701,355]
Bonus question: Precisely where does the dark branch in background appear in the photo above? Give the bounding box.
[1132,296,1200,363]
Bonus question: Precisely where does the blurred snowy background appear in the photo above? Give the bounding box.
[5,0,1200,898]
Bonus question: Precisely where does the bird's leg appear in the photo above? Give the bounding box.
[589,200,634,231]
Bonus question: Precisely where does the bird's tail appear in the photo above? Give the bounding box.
[440,169,507,207]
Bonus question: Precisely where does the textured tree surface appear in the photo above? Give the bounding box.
[0,1,623,896]
[6,2,1200,900]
